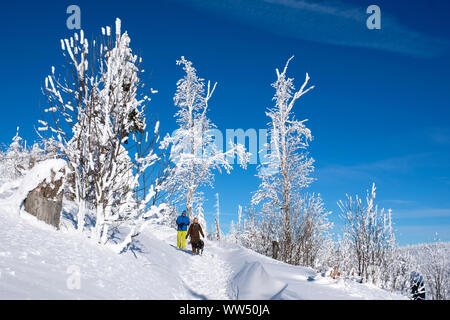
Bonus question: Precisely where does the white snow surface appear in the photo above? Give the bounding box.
[0,184,407,300]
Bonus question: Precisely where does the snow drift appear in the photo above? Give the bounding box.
[230,261,288,299]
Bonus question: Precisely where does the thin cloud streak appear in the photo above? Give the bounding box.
[316,153,432,180]
[172,0,450,57]
[392,208,450,219]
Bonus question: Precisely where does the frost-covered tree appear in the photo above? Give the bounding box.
[215,193,221,240]
[88,18,158,245]
[237,204,242,233]
[228,220,237,242]
[404,239,450,300]
[225,205,242,244]
[291,193,332,267]
[0,128,28,180]
[238,207,261,252]
[194,200,207,237]
[8,128,26,178]
[41,18,163,249]
[252,56,315,264]
[0,128,50,182]
[161,57,249,220]
[40,24,100,232]
[338,183,396,283]
[420,241,449,300]
[379,240,450,299]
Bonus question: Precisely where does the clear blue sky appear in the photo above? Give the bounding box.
[1,0,449,245]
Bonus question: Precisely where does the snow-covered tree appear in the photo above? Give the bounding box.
[237,204,242,233]
[88,18,157,245]
[227,220,237,243]
[215,193,221,240]
[404,239,450,300]
[225,205,243,244]
[291,193,332,267]
[195,200,207,237]
[161,56,249,220]
[0,128,28,179]
[8,128,26,178]
[0,128,52,183]
[338,183,396,283]
[252,56,315,264]
[239,207,260,252]
[40,24,99,232]
[41,18,163,249]
[420,241,449,300]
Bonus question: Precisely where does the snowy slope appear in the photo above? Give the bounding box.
[0,210,191,299]
[213,240,405,300]
[0,200,407,300]
[0,170,406,300]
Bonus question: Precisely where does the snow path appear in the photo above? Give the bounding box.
[179,246,233,300]
[145,225,233,300]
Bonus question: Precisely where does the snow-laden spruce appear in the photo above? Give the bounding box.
[40,18,164,251]
[0,128,51,183]
[161,57,250,222]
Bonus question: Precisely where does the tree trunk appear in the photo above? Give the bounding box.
[186,189,194,221]
[215,218,221,240]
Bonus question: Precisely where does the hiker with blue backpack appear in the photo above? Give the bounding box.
[176,210,190,249]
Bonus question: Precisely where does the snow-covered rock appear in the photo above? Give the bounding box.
[9,159,66,213]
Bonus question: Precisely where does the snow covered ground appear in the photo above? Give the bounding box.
[0,168,406,300]
[0,198,407,300]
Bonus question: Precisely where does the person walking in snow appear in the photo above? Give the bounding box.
[186,217,204,255]
[176,210,190,249]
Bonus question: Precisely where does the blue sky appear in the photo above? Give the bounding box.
[0,0,449,245]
